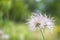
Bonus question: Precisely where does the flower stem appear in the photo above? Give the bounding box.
[40,29,45,40]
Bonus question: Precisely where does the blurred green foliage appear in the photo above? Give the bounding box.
[0,0,59,24]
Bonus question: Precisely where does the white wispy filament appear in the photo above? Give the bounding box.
[27,12,55,31]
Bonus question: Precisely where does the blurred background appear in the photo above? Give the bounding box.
[0,0,60,40]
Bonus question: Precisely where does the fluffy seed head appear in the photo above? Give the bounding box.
[27,12,55,31]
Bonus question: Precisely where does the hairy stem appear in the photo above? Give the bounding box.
[40,29,45,40]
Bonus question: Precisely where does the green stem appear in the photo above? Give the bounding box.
[40,29,45,40]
